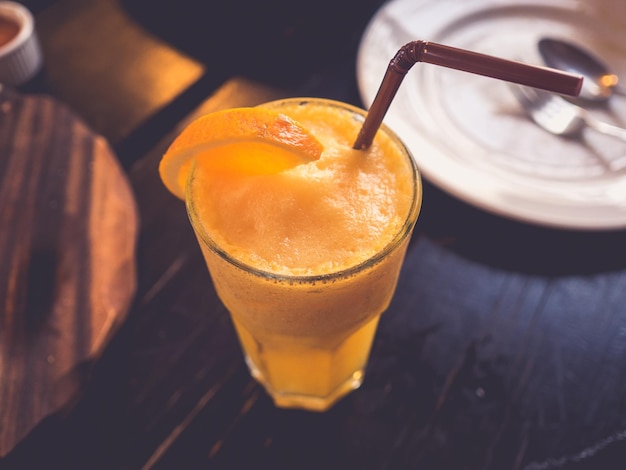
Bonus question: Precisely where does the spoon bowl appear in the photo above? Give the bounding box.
[538,38,623,103]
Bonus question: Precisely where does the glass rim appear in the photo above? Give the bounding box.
[185,97,422,284]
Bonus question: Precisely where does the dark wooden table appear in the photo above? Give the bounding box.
[3,0,626,468]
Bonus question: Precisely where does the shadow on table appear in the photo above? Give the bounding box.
[417,181,626,276]
[120,0,387,92]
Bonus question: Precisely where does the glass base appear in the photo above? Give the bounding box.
[245,355,364,412]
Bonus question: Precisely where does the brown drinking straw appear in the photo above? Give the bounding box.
[353,40,584,150]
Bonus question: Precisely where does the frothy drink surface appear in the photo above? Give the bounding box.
[192,101,415,276]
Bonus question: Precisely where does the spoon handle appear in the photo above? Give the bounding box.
[584,114,626,142]
[613,84,626,97]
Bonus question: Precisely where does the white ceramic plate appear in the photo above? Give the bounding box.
[357,0,626,230]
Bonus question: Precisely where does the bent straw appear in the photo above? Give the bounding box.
[353,40,584,150]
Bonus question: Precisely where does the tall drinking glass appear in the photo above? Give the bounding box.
[185,98,422,411]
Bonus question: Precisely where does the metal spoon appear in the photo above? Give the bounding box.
[538,37,625,103]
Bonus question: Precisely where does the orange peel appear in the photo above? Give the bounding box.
[159,107,324,199]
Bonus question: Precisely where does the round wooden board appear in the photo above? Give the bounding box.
[0,87,138,456]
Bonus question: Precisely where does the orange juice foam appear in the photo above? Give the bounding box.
[192,101,415,275]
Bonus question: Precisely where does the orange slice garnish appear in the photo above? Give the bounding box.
[159,107,324,199]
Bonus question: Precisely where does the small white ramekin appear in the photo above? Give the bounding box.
[0,1,43,86]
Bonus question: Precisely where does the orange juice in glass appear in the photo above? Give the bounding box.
[161,98,421,411]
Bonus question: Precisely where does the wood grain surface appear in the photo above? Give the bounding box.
[0,87,138,456]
